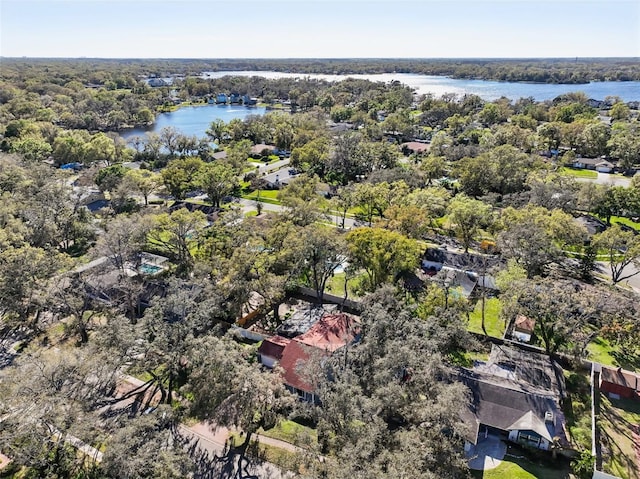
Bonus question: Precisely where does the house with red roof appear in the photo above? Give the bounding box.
[600,366,640,400]
[257,313,359,403]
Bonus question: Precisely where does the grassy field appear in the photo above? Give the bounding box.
[558,166,598,178]
[470,453,570,479]
[259,420,317,447]
[467,298,505,338]
[599,395,640,479]
[588,336,640,370]
[242,189,281,205]
[610,215,640,230]
[229,433,301,473]
[324,271,366,298]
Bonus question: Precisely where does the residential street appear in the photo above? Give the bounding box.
[117,376,296,479]
[595,261,640,295]
[576,172,633,187]
[178,424,294,479]
[238,198,358,229]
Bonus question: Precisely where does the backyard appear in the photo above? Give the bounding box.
[470,448,571,479]
[588,336,640,371]
[563,370,593,451]
[467,297,505,338]
[599,395,640,479]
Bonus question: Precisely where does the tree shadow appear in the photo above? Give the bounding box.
[177,429,284,479]
[610,350,640,371]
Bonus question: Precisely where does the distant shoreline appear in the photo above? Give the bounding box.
[3,57,640,84]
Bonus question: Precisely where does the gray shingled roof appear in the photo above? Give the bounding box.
[507,410,553,442]
[459,373,561,441]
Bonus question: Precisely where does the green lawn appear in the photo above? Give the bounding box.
[259,420,318,447]
[229,433,301,473]
[470,454,570,479]
[558,166,598,178]
[610,215,640,230]
[599,395,640,479]
[588,336,640,370]
[467,298,505,338]
[243,189,281,205]
[563,370,593,450]
[324,271,366,299]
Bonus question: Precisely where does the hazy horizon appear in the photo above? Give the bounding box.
[2,0,639,59]
[2,56,639,60]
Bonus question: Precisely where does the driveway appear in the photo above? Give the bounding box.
[576,172,632,188]
[466,435,507,471]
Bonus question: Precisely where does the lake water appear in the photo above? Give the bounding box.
[120,104,267,141]
[122,72,640,142]
[202,70,640,102]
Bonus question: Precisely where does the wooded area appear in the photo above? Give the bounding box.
[0,59,639,479]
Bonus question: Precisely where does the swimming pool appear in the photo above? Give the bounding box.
[139,263,163,275]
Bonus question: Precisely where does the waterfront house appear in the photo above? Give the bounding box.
[242,95,258,106]
[216,93,228,104]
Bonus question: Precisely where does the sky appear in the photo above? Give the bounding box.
[1,0,639,59]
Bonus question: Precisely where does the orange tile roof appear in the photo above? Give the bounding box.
[515,314,536,333]
[296,313,359,352]
[257,335,291,360]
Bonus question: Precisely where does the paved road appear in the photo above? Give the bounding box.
[257,158,290,173]
[576,172,633,187]
[595,261,640,295]
[116,376,295,479]
[179,423,296,479]
[238,198,358,229]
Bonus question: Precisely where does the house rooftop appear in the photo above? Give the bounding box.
[276,304,337,338]
[574,215,607,236]
[269,312,360,394]
[471,345,566,398]
[401,141,430,154]
[263,167,298,187]
[278,340,318,393]
[423,247,502,272]
[432,269,477,298]
[257,335,291,361]
[600,366,640,392]
[515,315,536,333]
[459,372,565,445]
[507,410,553,442]
[296,313,359,353]
[251,143,276,155]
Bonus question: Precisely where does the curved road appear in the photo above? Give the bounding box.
[576,172,633,187]
[238,198,358,229]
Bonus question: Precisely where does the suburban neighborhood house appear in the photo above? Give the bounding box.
[421,247,501,298]
[460,345,568,453]
[258,311,359,403]
[571,156,616,173]
[599,365,640,400]
[511,314,536,343]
